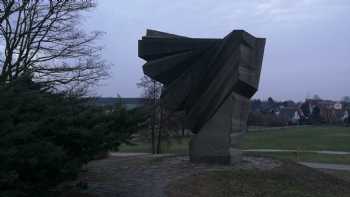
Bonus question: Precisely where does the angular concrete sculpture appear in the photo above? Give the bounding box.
[138,29,266,164]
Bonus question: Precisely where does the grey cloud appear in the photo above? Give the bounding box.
[84,0,350,101]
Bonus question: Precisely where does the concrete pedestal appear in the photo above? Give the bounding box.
[189,93,250,165]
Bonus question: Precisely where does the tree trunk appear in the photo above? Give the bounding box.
[151,115,156,154]
[151,80,157,154]
[156,105,163,154]
[182,115,185,137]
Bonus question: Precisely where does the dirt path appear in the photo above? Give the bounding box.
[62,153,350,197]
[243,149,350,155]
[70,154,281,197]
[76,155,211,197]
[300,162,350,171]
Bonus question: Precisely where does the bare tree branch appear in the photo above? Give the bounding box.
[0,0,107,90]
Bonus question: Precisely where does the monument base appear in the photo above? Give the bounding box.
[189,92,250,165]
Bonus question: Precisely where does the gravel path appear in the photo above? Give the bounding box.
[77,155,212,197]
[300,162,350,171]
[72,154,281,197]
[243,149,350,155]
[61,153,350,197]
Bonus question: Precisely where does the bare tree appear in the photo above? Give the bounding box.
[137,75,162,154]
[0,0,107,89]
[313,94,321,100]
[342,96,350,103]
[137,75,186,154]
[137,75,162,101]
[156,106,186,154]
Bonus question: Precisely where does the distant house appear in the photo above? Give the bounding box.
[250,98,349,126]
[305,99,336,110]
[342,110,349,122]
[334,102,343,110]
[277,107,302,125]
[301,99,348,124]
[94,97,146,110]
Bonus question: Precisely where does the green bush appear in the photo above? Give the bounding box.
[0,78,143,196]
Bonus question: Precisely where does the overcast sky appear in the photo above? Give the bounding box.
[83,0,350,101]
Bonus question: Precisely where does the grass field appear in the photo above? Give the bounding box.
[252,151,350,165]
[118,137,189,154]
[242,126,350,151]
[118,126,350,164]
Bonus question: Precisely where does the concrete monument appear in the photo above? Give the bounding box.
[138,29,265,164]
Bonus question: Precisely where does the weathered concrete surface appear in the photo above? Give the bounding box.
[190,92,250,164]
[138,29,265,164]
